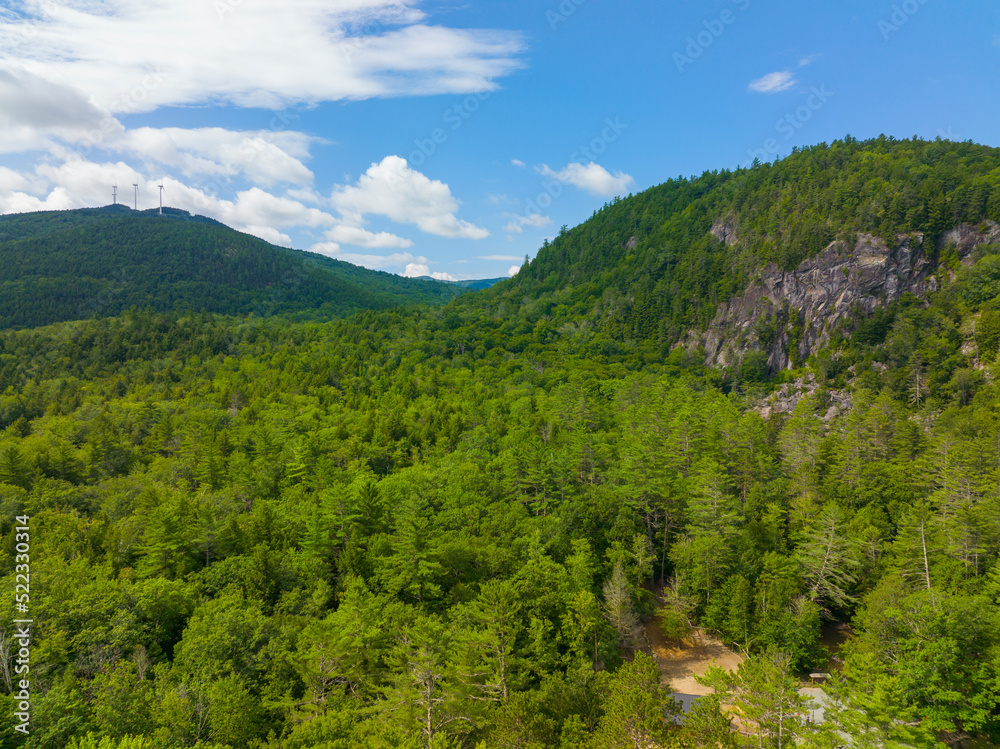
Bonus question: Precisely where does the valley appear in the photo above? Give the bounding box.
[0,136,999,748]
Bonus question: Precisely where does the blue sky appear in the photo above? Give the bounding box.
[0,0,997,280]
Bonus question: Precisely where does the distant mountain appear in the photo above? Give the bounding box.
[413,275,506,290]
[0,207,466,329]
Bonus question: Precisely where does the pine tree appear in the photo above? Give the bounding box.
[602,561,644,650]
[795,505,860,609]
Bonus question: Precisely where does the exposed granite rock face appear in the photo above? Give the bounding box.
[941,222,1000,260]
[691,221,1000,371]
[755,374,853,421]
[709,217,739,247]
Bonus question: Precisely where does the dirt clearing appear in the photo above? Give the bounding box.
[645,618,744,695]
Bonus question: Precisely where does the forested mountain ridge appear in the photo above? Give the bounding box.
[0,207,468,329]
[479,136,1000,366]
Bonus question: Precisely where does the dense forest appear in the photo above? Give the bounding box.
[0,137,999,748]
[0,206,466,330]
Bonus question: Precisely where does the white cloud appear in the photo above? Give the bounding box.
[324,224,413,249]
[536,162,634,197]
[511,159,526,168]
[798,54,820,67]
[508,265,521,277]
[404,262,430,277]
[308,243,430,271]
[748,71,796,94]
[332,155,489,239]
[242,225,294,247]
[119,127,317,186]
[502,213,551,235]
[0,1,525,113]
[478,254,523,261]
[0,166,34,194]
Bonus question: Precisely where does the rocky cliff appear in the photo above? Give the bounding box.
[690,221,1000,371]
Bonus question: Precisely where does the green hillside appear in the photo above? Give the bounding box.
[483,135,1000,343]
[0,207,465,329]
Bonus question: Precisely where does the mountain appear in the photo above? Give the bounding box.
[0,206,470,328]
[476,135,1000,372]
[413,275,506,290]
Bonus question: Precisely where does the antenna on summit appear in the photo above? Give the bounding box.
[158,182,164,215]
[133,181,139,211]
[112,183,118,205]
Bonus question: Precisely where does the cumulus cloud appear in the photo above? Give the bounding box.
[511,159,526,167]
[536,162,634,197]
[324,224,413,249]
[748,71,796,94]
[502,213,551,235]
[404,263,430,277]
[508,265,521,276]
[332,155,489,239]
[0,1,525,113]
[119,127,317,187]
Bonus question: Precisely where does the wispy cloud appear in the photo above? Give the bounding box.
[0,1,525,113]
[502,213,551,235]
[748,71,796,94]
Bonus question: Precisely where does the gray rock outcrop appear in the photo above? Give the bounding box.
[690,221,1000,371]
